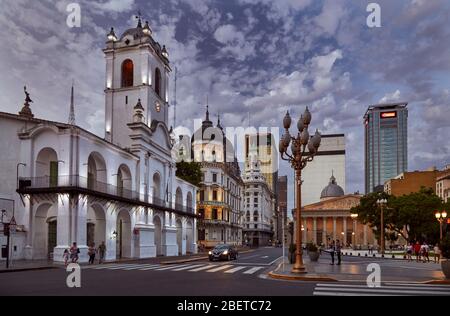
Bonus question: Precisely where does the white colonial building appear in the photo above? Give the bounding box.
[0,18,197,263]
[242,157,275,247]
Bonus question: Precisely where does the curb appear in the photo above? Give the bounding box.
[0,266,57,273]
[422,279,450,285]
[268,271,338,282]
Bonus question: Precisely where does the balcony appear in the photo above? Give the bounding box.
[17,175,197,217]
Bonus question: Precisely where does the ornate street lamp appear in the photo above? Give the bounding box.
[435,210,448,241]
[279,107,321,274]
[376,198,387,255]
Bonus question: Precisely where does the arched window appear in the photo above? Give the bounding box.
[121,59,134,87]
[155,68,162,97]
[253,211,258,222]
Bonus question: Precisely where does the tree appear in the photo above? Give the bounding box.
[175,161,202,187]
[351,188,443,244]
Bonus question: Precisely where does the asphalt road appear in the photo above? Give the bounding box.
[1,247,449,296]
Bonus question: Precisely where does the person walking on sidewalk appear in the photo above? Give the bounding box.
[434,244,441,263]
[98,241,106,264]
[406,243,413,262]
[421,242,430,263]
[335,240,342,265]
[88,243,96,264]
[414,241,421,262]
[70,242,79,263]
[328,240,336,265]
[63,249,70,266]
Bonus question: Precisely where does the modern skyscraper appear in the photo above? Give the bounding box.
[364,103,408,193]
[301,134,346,206]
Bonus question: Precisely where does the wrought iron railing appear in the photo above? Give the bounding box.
[18,175,196,214]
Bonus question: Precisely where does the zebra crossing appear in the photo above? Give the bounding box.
[82,262,266,275]
[313,282,450,296]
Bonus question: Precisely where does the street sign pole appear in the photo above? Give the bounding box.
[281,208,285,272]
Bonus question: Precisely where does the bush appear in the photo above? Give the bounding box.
[441,237,450,259]
[306,242,318,252]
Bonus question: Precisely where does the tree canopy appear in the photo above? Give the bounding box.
[175,161,202,187]
[351,187,445,244]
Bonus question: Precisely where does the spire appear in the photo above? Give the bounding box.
[136,10,143,28]
[19,86,34,119]
[217,112,223,130]
[205,95,210,121]
[68,81,75,125]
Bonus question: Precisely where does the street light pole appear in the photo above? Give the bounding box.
[279,108,321,274]
[376,198,387,256]
[435,210,448,241]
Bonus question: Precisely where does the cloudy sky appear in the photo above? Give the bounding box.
[1,0,449,211]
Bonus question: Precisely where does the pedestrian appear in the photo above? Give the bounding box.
[421,243,430,263]
[70,242,79,263]
[329,240,336,265]
[98,241,107,264]
[414,241,421,262]
[335,240,342,265]
[434,244,441,263]
[63,248,70,266]
[406,243,413,262]
[88,243,96,264]
[368,244,373,255]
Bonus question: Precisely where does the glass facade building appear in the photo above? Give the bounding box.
[364,103,408,193]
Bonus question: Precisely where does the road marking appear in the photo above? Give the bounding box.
[224,266,247,273]
[243,267,264,274]
[206,265,234,272]
[261,256,269,258]
[314,283,450,296]
[316,283,450,291]
[122,264,162,270]
[188,265,217,272]
[171,264,205,271]
[101,264,146,270]
[138,265,164,270]
[153,264,192,271]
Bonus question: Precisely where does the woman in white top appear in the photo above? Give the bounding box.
[434,244,441,263]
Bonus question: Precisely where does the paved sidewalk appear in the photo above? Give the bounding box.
[269,255,448,283]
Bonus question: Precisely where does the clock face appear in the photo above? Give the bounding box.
[155,102,161,112]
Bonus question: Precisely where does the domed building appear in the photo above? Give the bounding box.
[295,173,376,248]
[320,174,345,201]
[191,107,244,248]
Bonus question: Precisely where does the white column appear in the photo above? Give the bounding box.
[333,217,337,241]
[76,195,88,262]
[54,194,71,262]
[313,217,317,244]
[343,217,347,246]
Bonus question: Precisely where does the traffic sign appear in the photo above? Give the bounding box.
[9,216,17,234]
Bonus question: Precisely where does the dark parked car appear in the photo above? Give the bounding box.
[208,244,238,261]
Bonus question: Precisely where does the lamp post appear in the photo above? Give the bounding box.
[435,210,448,241]
[376,198,387,255]
[351,213,358,249]
[279,107,321,274]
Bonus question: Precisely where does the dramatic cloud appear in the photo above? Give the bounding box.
[1,0,449,213]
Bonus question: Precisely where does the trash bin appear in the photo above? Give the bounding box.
[1,245,8,258]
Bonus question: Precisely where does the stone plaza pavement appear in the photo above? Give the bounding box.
[270,254,446,283]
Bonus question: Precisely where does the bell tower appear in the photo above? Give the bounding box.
[103,16,171,148]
